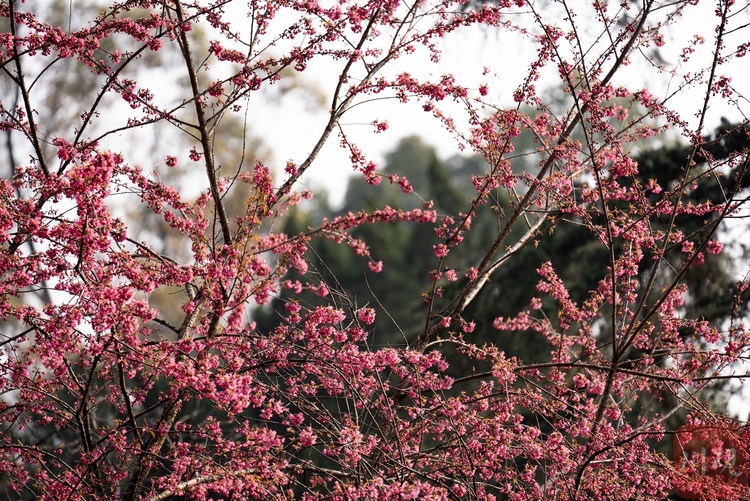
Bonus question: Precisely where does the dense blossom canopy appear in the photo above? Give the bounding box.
[0,0,749,499]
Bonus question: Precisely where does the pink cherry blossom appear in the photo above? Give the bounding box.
[0,0,747,499]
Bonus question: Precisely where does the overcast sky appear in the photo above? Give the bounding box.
[236,0,750,208]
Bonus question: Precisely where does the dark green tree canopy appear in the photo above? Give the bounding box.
[258,122,750,364]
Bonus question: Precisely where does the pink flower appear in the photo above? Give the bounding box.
[288,412,304,426]
[706,240,723,254]
[165,155,178,167]
[148,38,163,51]
[368,261,383,273]
[299,427,317,447]
[357,307,376,325]
[398,177,413,194]
[434,244,449,258]
[372,119,388,133]
[208,81,224,97]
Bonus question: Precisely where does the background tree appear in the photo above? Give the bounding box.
[260,122,749,436]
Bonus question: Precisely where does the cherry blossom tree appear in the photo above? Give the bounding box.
[1,0,749,500]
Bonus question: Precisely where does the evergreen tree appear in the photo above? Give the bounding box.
[257,121,750,395]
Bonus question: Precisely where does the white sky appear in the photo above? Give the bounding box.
[236,0,750,208]
[239,19,532,207]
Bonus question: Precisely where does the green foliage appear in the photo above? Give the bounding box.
[257,122,750,408]
[254,125,750,495]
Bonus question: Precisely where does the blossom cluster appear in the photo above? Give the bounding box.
[0,0,748,499]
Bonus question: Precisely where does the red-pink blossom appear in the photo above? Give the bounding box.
[357,307,376,325]
[0,1,746,500]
